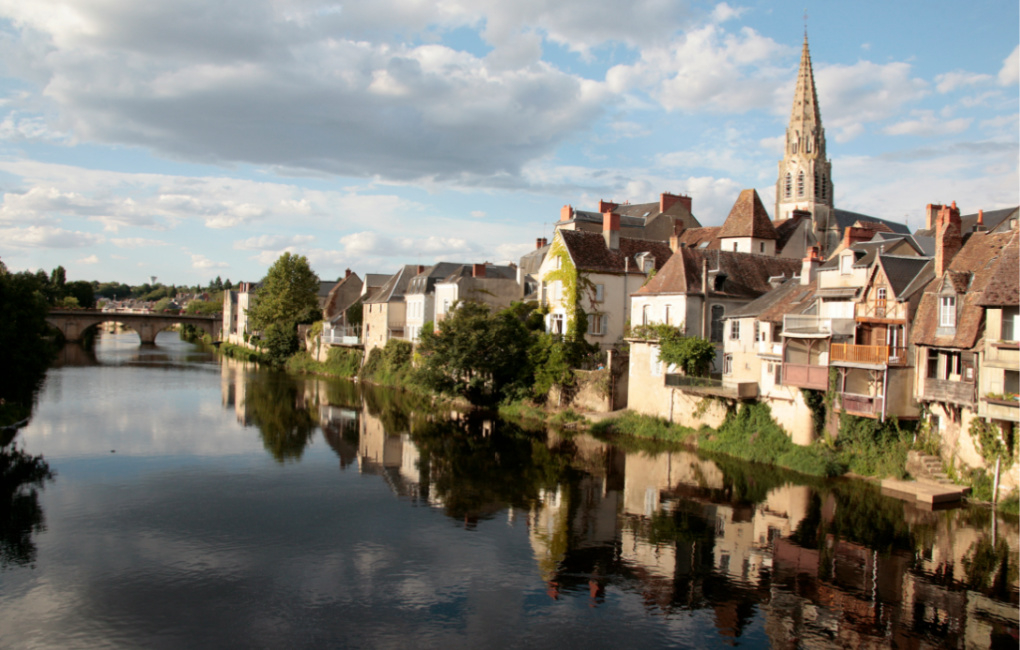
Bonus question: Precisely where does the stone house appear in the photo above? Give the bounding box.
[361,265,419,356]
[433,263,521,324]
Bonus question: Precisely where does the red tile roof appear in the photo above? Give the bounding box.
[559,230,673,275]
[717,189,779,240]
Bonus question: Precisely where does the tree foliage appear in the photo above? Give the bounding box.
[248,253,320,333]
[0,261,54,405]
[654,327,716,377]
[414,301,534,404]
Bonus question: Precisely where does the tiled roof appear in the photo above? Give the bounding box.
[635,248,801,299]
[677,227,720,250]
[728,278,818,322]
[912,229,1018,348]
[559,230,674,275]
[717,189,778,240]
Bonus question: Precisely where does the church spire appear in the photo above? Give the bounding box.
[775,32,835,253]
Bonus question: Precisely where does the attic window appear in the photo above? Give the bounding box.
[714,273,728,291]
[698,242,709,249]
[840,254,853,275]
[939,295,956,328]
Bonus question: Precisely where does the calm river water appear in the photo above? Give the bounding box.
[1,331,1017,648]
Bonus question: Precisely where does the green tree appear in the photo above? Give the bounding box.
[247,253,320,332]
[0,261,53,412]
[64,280,95,308]
[657,328,716,377]
[415,302,534,404]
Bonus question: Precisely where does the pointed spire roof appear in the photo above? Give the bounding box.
[718,189,779,240]
[789,34,823,133]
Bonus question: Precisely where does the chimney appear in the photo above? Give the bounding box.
[801,246,820,285]
[934,201,962,276]
[560,205,573,222]
[416,265,425,274]
[541,237,548,247]
[973,209,987,233]
[925,203,943,231]
[842,226,874,249]
[535,238,544,249]
[669,235,680,252]
[603,212,620,250]
[472,263,486,278]
[344,268,352,278]
[598,199,619,214]
[660,192,680,213]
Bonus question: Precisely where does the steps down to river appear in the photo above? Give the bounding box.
[881,451,971,507]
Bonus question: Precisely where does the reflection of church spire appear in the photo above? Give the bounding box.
[775,33,834,251]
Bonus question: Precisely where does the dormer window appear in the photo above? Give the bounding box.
[840,254,853,275]
[636,253,655,273]
[940,295,956,328]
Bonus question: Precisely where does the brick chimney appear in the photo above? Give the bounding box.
[560,205,573,221]
[842,226,875,249]
[801,246,820,285]
[934,202,962,276]
[344,268,352,278]
[925,203,943,231]
[598,199,619,214]
[669,235,680,252]
[603,212,620,250]
[472,263,486,278]
[660,192,680,213]
[416,265,425,275]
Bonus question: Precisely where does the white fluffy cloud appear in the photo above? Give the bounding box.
[0,225,104,248]
[999,45,1019,86]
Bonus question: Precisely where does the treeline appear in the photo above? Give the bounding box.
[94,275,235,302]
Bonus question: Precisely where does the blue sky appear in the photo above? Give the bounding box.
[0,0,1016,286]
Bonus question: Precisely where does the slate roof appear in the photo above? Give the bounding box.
[774,214,813,256]
[559,230,674,275]
[911,229,1019,349]
[438,264,517,284]
[833,208,910,235]
[406,262,466,295]
[518,244,550,277]
[635,248,802,300]
[717,189,779,240]
[874,255,932,300]
[726,278,818,323]
[914,206,1018,237]
[364,265,419,304]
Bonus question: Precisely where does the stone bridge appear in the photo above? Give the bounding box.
[46,309,222,345]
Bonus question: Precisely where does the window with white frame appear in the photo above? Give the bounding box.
[1003,306,1019,341]
[594,284,604,302]
[940,295,956,327]
[587,314,608,336]
[642,304,651,326]
[730,320,740,340]
[840,254,853,275]
[549,313,564,335]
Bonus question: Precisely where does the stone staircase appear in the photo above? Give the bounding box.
[906,450,954,486]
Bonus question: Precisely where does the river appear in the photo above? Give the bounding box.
[0,331,1017,648]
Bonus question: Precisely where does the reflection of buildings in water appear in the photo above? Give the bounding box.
[319,404,359,469]
[357,406,432,504]
[219,356,250,426]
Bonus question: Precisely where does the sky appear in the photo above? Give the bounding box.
[0,0,1016,287]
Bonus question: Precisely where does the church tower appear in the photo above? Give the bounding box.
[775,34,834,246]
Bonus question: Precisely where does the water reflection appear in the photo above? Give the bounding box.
[0,442,54,569]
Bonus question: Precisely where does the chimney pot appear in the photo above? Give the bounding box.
[560,205,573,222]
[417,265,425,274]
[345,268,352,278]
[603,212,621,250]
[934,202,962,276]
[472,263,486,278]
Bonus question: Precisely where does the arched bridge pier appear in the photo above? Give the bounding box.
[46,310,222,345]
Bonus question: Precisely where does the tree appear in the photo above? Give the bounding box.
[247,253,320,333]
[415,302,533,405]
[656,327,716,377]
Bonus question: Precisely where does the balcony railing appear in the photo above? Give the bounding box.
[322,327,362,346]
[829,343,908,366]
[665,374,758,399]
[783,315,855,337]
[838,393,883,417]
[920,378,976,407]
[781,363,829,390]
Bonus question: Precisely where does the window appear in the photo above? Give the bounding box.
[840,254,853,275]
[940,295,956,328]
[754,321,760,342]
[594,284,604,302]
[1006,370,1019,395]
[732,242,738,252]
[549,313,564,335]
[587,314,608,336]
[723,354,733,375]
[664,305,671,326]
[797,171,805,196]
[774,362,782,385]
[710,305,725,342]
[927,348,939,379]
[730,320,740,340]
[784,173,792,198]
[760,242,765,253]
[642,304,651,326]
[943,351,961,380]
[1003,306,1019,341]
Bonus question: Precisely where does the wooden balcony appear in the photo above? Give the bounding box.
[781,363,829,390]
[830,343,909,367]
[920,378,976,407]
[665,374,758,400]
[984,341,1020,369]
[838,393,884,417]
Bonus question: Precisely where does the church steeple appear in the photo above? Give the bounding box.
[775,33,835,251]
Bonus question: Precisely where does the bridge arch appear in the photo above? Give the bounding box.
[45,310,222,345]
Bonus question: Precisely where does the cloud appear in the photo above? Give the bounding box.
[76,254,99,264]
[0,0,616,185]
[883,111,972,137]
[999,45,1019,86]
[234,234,315,250]
[190,254,228,269]
[338,231,477,259]
[814,61,930,142]
[111,237,169,248]
[469,210,486,218]
[935,70,992,94]
[0,225,104,248]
